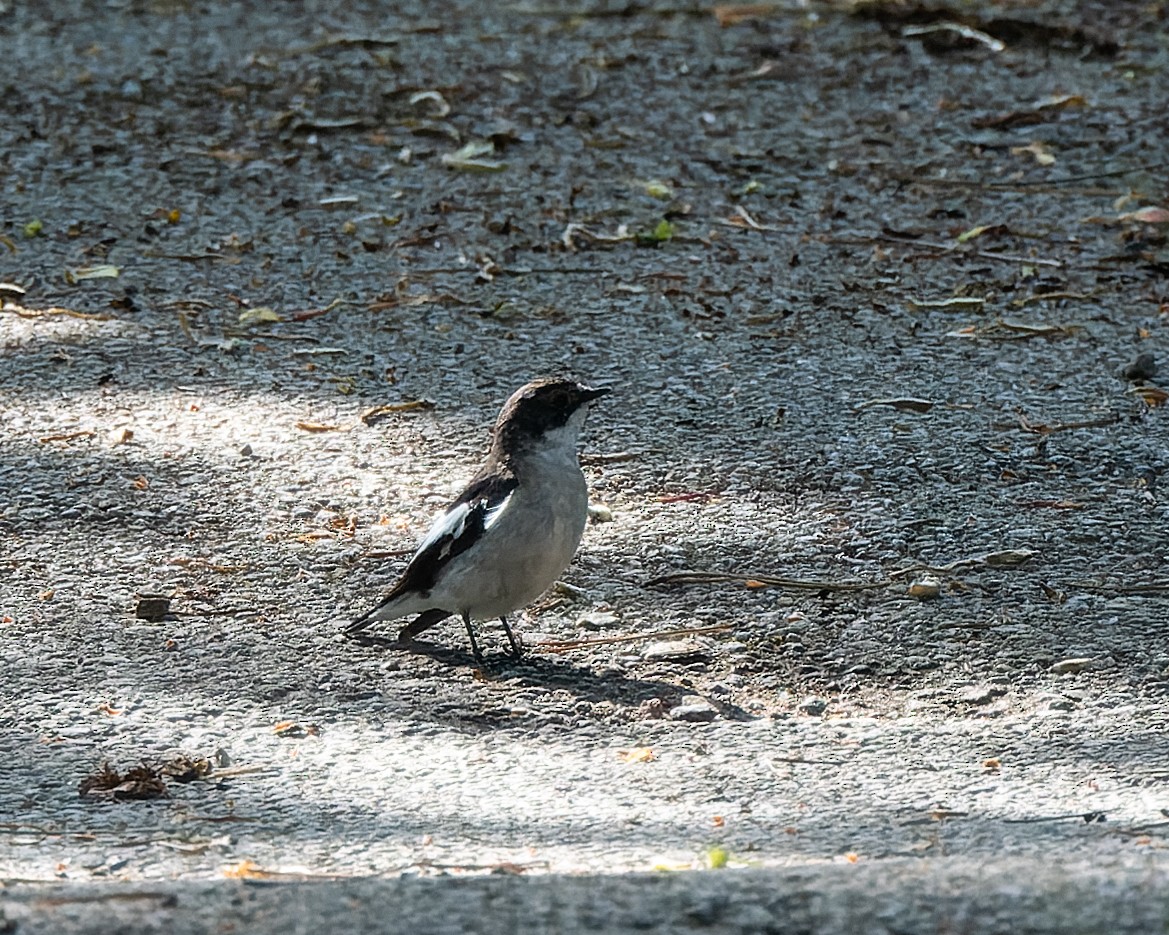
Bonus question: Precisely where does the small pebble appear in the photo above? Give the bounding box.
[1120,351,1157,382]
[1050,657,1094,674]
[799,696,827,716]
[587,503,613,523]
[576,612,619,630]
[958,684,1007,705]
[669,700,718,722]
[908,575,942,600]
[134,594,171,620]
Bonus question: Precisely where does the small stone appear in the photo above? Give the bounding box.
[958,683,1007,705]
[643,639,708,662]
[576,611,619,630]
[908,575,942,600]
[799,696,827,716]
[670,699,718,722]
[1050,657,1093,674]
[1120,351,1157,382]
[587,502,613,523]
[134,594,171,620]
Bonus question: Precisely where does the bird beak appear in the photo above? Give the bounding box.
[579,385,611,402]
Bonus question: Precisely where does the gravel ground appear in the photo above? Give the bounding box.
[2,0,1168,931]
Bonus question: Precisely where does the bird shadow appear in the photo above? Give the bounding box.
[343,632,755,723]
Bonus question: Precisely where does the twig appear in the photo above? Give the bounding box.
[839,233,1063,268]
[289,297,346,322]
[1066,580,1169,595]
[889,549,1037,578]
[3,304,117,321]
[1013,413,1119,435]
[532,623,732,654]
[646,571,887,591]
[907,161,1169,189]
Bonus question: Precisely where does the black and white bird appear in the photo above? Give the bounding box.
[346,377,610,661]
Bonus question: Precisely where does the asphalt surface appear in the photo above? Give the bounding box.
[2,0,1168,931]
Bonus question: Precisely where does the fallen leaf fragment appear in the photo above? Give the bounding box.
[223,860,268,880]
[712,4,779,27]
[79,762,168,800]
[619,747,655,763]
[238,306,281,325]
[956,224,1010,243]
[903,22,1005,52]
[854,397,935,413]
[38,429,96,444]
[273,721,319,737]
[295,421,342,432]
[442,140,507,172]
[359,400,435,424]
[982,549,1037,567]
[983,757,1002,771]
[1011,141,1056,166]
[1050,657,1093,674]
[67,264,120,282]
[907,296,985,310]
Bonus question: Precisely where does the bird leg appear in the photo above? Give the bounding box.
[461,611,484,662]
[499,615,523,661]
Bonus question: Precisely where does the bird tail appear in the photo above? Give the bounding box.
[345,595,451,637]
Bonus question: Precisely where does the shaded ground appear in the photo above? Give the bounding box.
[2,0,1168,931]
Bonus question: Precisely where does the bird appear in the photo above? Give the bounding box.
[346,377,610,661]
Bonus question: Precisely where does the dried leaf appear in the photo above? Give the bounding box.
[359,400,435,424]
[441,140,507,172]
[983,757,1002,771]
[956,224,1009,243]
[854,397,935,413]
[983,549,1037,567]
[238,306,281,325]
[295,421,342,432]
[618,747,655,763]
[712,4,779,27]
[1010,141,1056,166]
[223,860,268,879]
[644,179,673,199]
[67,264,121,282]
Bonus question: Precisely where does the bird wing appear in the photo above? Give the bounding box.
[347,470,518,630]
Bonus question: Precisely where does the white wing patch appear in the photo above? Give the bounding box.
[415,502,470,555]
[482,492,512,531]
